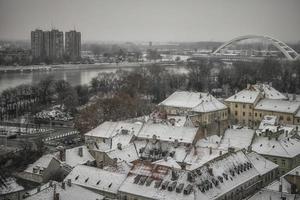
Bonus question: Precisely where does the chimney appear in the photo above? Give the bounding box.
[293,93,296,101]
[37,186,41,192]
[54,193,60,200]
[61,181,65,190]
[117,143,122,150]
[209,147,212,155]
[219,150,222,156]
[67,179,72,187]
[59,148,66,161]
[49,180,53,187]
[78,147,83,157]
[279,184,282,192]
[247,84,250,90]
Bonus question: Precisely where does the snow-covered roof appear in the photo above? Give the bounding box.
[64,165,127,195]
[252,83,287,100]
[251,136,300,158]
[25,181,104,200]
[0,177,24,195]
[85,121,143,139]
[196,135,221,148]
[106,143,139,163]
[159,91,227,113]
[219,128,255,150]
[225,89,261,104]
[246,152,278,175]
[24,154,57,173]
[118,161,197,200]
[184,147,226,171]
[153,157,182,169]
[258,115,278,130]
[255,99,300,114]
[248,189,299,200]
[137,123,198,144]
[64,146,95,167]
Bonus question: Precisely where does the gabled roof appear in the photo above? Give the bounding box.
[255,99,300,114]
[64,165,127,195]
[225,89,261,104]
[159,91,227,113]
[85,121,143,139]
[219,128,255,150]
[25,181,104,200]
[106,143,139,163]
[64,146,95,167]
[252,83,287,100]
[137,123,198,144]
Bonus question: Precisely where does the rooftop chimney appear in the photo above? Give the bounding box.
[117,143,122,150]
[59,148,66,161]
[67,179,72,187]
[78,147,83,157]
[61,182,65,190]
[209,147,212,155]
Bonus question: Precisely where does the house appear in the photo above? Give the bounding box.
[118,150,278,200]
[158,91,228,136]
[64,164,127,199]
[0,177,24,200]
[23,180,104,200]
[85,121,143,167]
[251,131,300,175]
[254,99,300,125]
[17,154,62,183]
[225,88,262,127]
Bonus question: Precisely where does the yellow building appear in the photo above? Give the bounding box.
[159,91,228,136]
[225,89,262,127]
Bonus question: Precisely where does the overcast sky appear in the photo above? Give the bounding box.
[0,0,299,42]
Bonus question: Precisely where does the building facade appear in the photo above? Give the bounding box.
[31,29,44,59]
[65,30,81,61]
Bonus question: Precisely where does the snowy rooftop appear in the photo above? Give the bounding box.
[219,128,255,150]
[106,143,139,163]
[25,181,104,200]
[0,177,24,195]
[85,121,143,138]
[137,123,198,144]
[225,89,261,104]
[248,189,299,200]
[252,83,287,100]
[183,147,226,171]
[120,151,267,200]
[153,157,182,169]
[251,136,300,158]
[159,91,227,113]
[245,152,278,175]
[196,135,222,148]
[258,115,278,130]
[64,165,127,195]
[24,153,57,173]
[255,99,300,114]
[64,146,95,167]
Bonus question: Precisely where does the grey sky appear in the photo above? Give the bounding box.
[0,0,299,42]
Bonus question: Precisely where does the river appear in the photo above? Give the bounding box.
[0,64,189,93]
[0,67,122,93]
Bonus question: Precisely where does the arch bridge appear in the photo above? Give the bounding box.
[212,35,299,61]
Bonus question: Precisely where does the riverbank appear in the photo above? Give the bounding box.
[0,61,178,72]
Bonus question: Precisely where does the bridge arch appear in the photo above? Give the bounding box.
[212,35,299,61]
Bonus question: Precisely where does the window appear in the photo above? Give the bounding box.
[287,116,291,121]
[249,105,252,109]
[259,113,262,117]
[255,112,257,117]
[249,112,251,116]
[243,112,245,116]
[282,159,286,166]
[280,116,283,121]
[243,104,246,109]
[235,104,238,108]
[235,111,238,116]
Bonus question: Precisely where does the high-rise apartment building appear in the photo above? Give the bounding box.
[31,29,44,58]
[31,29,64,60]
[65,30,81,60]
